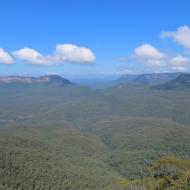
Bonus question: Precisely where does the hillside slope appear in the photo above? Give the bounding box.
[1,76,190,188]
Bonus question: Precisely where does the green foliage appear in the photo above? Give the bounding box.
[0,136,125,190]
[1,83,190,189]
[135,156,190,190]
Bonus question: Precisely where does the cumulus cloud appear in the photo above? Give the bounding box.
[161,25,190,49]
[169,55,190,71]
[120,42,190,72]
[55,44,95,64]
[134,44,165,60]
[12,44,96,65]
[169,55,190,66]
[117,26,190,73]
[12,47,51,65]
[171,66,187,71]
[0,48,14,64]
[132,44,166,66]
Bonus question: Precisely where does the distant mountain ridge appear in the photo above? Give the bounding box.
[155,73,190,90]
[1,73,190,89]
[0,75,73,85]
[115,73,182,86]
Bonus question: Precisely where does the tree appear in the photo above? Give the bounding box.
[146,155,190,190]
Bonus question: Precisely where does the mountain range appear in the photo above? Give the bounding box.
[0,72,189,88]
[114,72,182,86]
[0,75,73,85]
[1,72,190,189]
[154,73,190,89]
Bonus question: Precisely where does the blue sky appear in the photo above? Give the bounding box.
[0,0,190,78]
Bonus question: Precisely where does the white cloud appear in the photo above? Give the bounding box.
[117,26,190,73]
[121,43,190,72]
[134,44,165,60]
[146,59,165,66]
[12,44,96,65]
[171,66,187,72]
[0,48,14,64]
[169,55,190,66]
[161,25,190,49]
[12,47,50,65]
[132,44,166,66]
[55,44,95,64]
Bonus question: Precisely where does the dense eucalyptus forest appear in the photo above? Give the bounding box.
[0,73,190,189]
